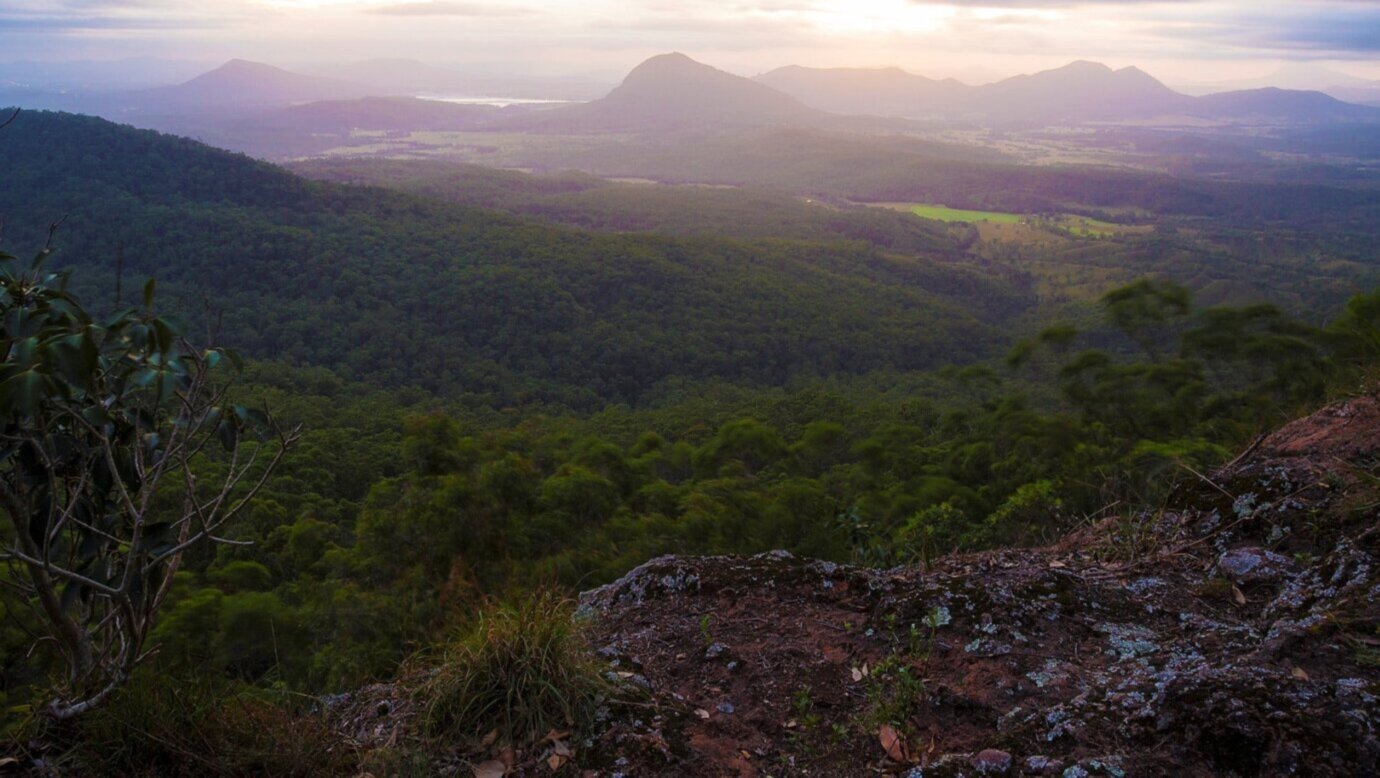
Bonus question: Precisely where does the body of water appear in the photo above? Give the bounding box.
[414,95,575,108]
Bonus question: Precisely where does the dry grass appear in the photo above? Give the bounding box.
[71,673,357,777]
[415,592,609,748]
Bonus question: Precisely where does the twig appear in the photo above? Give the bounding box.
[1176,460,1234,500]
[1224,433,1268,470]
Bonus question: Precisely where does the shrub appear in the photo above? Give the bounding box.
[415,592,608,747]
[73,672,356,777]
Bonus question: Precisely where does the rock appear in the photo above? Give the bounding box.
[1024,755,1061,775]
[973,748,1014,774]
[1216,546,1296,585]
[556,395,1380,777]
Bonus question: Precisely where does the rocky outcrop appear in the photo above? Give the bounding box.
[575,394,1380,776]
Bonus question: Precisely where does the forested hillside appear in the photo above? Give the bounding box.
[2,108,1378,775]
[552,127,1380,231]
[291,158,962,255]
[0,111,1022,408]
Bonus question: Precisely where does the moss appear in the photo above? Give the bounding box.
[1197,576,1237,603]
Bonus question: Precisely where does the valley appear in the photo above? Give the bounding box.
[1,35,1378,777]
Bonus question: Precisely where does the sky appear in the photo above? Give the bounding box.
[2,0,1379,86]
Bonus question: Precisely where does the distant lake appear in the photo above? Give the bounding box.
[415,95,575,108]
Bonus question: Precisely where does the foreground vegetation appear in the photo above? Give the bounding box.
[1,108,1378,773]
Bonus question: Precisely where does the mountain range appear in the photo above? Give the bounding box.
[510,53,827,133]
[755,60,1379,124]
[131,59,373,114]
[6,53,1376,136]
[303,58,608,101]
[1177,63,1380,106]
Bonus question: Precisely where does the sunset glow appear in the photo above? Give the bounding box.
[1,1,1377,84]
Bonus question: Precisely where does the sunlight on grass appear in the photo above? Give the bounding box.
[909,204,1024,224]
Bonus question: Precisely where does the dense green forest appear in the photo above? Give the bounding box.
[496,127,1380,230]
[6,276,1375,703]
[291,158,963,256]
[1,110,1379,772]
[0,112,1024,410]
[293,155,1380,314]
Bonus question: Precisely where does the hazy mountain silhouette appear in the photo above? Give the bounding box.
[755,60,1377,124]
[972,60,1185,120]
[755,65,966,118]
[1176,63,1373,97]
[307,58,607,101]
[515,53,824,132]
[135,59,372,114]
[1185,87,1377,122]
[256,96,503,133]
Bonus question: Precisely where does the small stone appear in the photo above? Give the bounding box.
[705,643,728,660]
[1216,547,1296,585]
[973,748,1014,774]
[717,702,735,714]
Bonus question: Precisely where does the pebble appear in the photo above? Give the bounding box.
[973,748,1014,774]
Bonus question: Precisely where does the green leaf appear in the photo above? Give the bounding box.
[142,278,156,310]
[243,407,269,430]
[217,419,239,452]
[82,404,113,429]
[158,370,178,403]
[45,337,96,389]
[0,370,48,415]
[131,367,160,390]
[151,318,175,355]
[222,348,245,373]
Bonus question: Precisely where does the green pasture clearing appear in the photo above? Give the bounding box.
[1053,215,1124,237]
[908,204,1025,224]
[886,203,1143,238]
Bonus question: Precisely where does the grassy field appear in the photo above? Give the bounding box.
[874,203,1147,240]
[1053,215,1125,237]
[908,204,1025,224]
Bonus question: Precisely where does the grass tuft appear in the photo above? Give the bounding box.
[71,672,356,777]
[415,591,608,748]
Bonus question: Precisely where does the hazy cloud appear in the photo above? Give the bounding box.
[0,0,1376,84]
[367,1,530,16]
[910,0,1193,4]
[0,1,238,34]
[1140,3,1380,58]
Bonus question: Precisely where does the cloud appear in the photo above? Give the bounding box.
[909,0,1195,6]
[367,1,529,16]
[1141,3,1380,58]
[0,0,241,34]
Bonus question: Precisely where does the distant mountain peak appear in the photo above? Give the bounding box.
[142,58,371,114]
[210,59,283,75]
[647,51,694,64]
[182,59,305,87]
[1060,60,1114,73]
[516,52,819,132]
[622,53,717,82]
